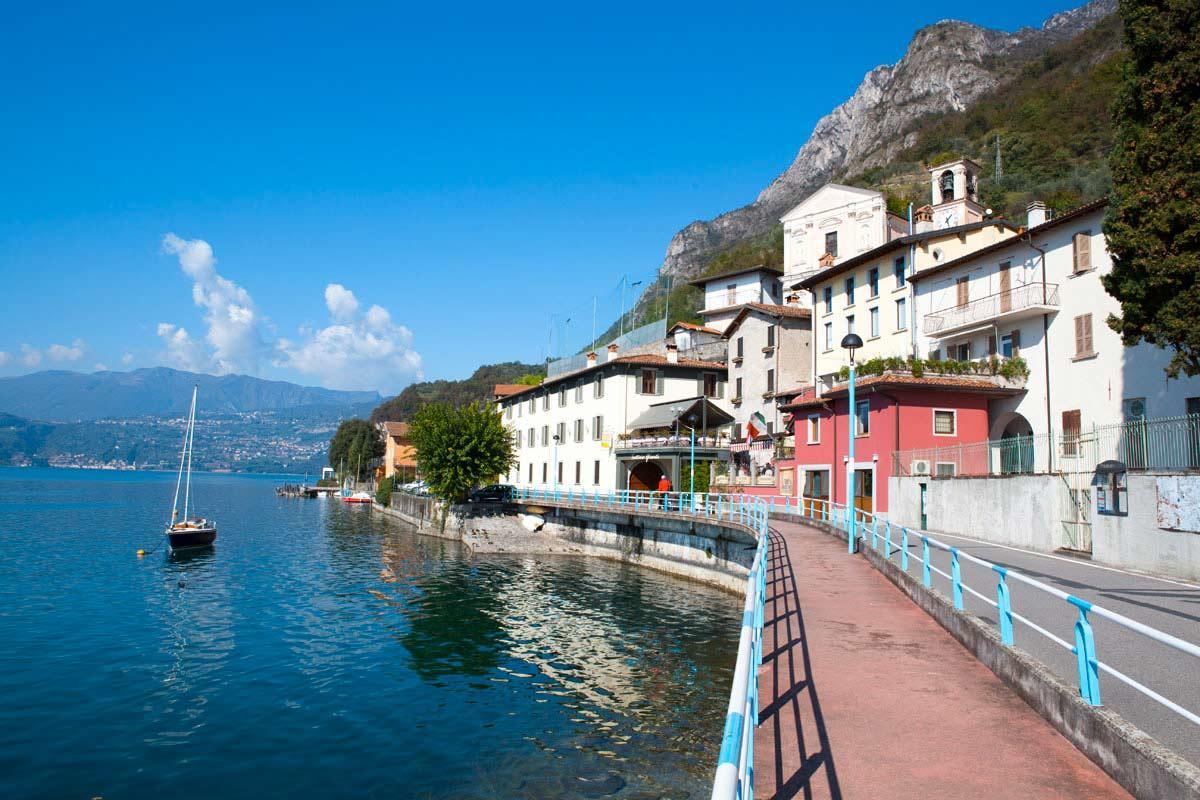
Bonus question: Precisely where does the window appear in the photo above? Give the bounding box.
[574,419,584,443]
[766,369,775,394]
[1000,333,1014,358]
[558,386,567,407]
[726,283,737,306]
[528,396,535,413]
[594,460,601,485]
[868,267,879,298]
[734,377,743,399]
[825,231,838,258]
[765,324,776,348]
[844,276,855,306]
[869,307,880,338]
[1074,314,1094,357]
[593,377,604,399]
[558,462,564,484]
[515,429,522,448]
[807,414,820,444]
[1009,329,1021,357]
[824,322,833,350]
[955,276,969,308]
[933,409,956,436]
[956,342,971,361]
[556,422,566,443]
[823,286,833,313]
[528,463,533,483]
[1072,231,1092,273]
[541,425,549,447]
[846,315,855,336]
[767,421,774,435]
[542,393,549,411]
[574,461,581,484]
[896,298,907,331]
[639,368,658,395]
[736,337,744,359]
[894,257,906,287]
[528,427,535,447]
[592,415,603,440]
[542,463,547,482]
[575,381,583,403]
[935,462,957,478]
[855,399,869,436]
[733,423,742,441]
[1062,409,1081,456]
[703,372,719,398]
[517,401,522,417]
[929,348,941,361]
[505,404,512,419]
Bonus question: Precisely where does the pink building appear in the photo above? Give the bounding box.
[778,374,1017,517]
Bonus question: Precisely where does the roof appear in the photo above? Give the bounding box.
[669,321,723,335]
[492,384,527,397]
[721,303,812,338]
[382,421,411,437]
[791,219,1016,290]
[777,372,1021,411]
[688,264,783,288]
[907,198,1109,285]
[496,353,727,401]
[625,396,735,432]
[779,183,883,221]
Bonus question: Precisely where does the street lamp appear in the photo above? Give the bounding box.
[841,332,863,554]
[552,434,561,499]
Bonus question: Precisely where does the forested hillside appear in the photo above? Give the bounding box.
[370,362,544,422]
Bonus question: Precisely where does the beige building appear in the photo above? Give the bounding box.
[380,421,418,481]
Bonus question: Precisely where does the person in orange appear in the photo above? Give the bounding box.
[657,474,672,509]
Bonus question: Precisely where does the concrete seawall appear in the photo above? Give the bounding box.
[374,497,757,594]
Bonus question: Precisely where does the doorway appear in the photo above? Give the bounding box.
[853,468,873,514]
[919,483,928,529]
[628,462,665,492]
[802,469,829,518]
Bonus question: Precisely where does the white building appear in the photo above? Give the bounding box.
[910,198,1200,443]
[496,346,731,493]
[689,266,784,334]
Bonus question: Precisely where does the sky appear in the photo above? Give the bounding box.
[0,0,1076,395]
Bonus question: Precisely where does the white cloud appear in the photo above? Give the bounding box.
[277,284,422,392]
[47,339,86,362]
[20,344,41,367]
[156,322,210,372]
[94,363,109,372]
[162,233,264,374]
[121,352,134,366]
[0,351,9,367]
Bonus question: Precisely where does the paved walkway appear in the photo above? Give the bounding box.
[755,519,1130,799]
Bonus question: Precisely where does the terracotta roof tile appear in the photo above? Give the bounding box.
[492,384,527,397]
[670,321,723,335]
[382,421,411,437]
[611,354,727,369]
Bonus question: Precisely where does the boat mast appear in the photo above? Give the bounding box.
[183,385,197,521]
[169,387,194,524]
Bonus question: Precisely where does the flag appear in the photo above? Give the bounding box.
[746,411,767,441]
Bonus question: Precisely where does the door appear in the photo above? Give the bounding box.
[853,468,873,515]
[1122,398,1148,469]
[919,483,928,529]
[802,470,829,518]
[999,261,1012,313]
[628,462,664,492]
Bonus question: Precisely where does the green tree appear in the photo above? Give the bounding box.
[375,474,396,506]
[514,373,543,386]
[408,402,515,505]
[1102,0,1200,377]
[328,418,384,481]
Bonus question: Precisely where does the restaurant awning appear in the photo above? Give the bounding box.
[625,396,734,432]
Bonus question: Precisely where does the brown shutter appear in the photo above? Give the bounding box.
[1062,409,1081,455]
[988,335,997,356]
[1011,330,1020,357]
[1083,314,1093,354]
[1074,316,1084,355]
[1074,232,1092,272]
[956,277,969,308]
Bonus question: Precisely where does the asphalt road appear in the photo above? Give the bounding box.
[899,528,1200,768]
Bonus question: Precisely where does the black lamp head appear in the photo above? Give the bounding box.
[840,333,864,352]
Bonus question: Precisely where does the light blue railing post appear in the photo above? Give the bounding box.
[1069,596,1102,705]
[900,527,909,572]
[871,516,878,551]
[921,536,931,587]
[994,566,1014,646]
[950,548,963,610]
[884,521,892,562]
[784,495,791,515]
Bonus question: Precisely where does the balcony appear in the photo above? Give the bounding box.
[924,283,1060,338]
[614,432,731,453]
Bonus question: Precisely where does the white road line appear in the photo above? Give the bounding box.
[927,530,1200,589]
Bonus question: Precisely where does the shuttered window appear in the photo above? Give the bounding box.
[1062,410,1082,456]
[1074,314,1094,356]
[1072,231,1092,273]
[956,277,970,308]
[934,410,956,435]
[574,419,584,442]
[640,368,656,394]
[592,415,603,440]
[766,324,776,348]
[766,369,775,394]
[594,460,601,485]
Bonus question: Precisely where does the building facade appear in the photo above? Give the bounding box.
[379,421,418,481]
[690,266,784,334]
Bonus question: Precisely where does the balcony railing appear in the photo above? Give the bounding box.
[924,282,1060,336]
[614,433,731,451]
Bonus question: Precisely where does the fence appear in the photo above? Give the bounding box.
[893,413,1200,478]
[546,318,668,378]
[509,487,769,800]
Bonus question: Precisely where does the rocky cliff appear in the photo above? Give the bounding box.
[654,0,1117,285]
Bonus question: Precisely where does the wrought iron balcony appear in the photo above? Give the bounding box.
[924,282,1060,337]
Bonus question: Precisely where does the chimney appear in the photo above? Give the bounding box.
[914,205,934,234]
[785,292,801,306]
[607,342,619,357]
[1026,201,1048,228]
[665,343,679,364]
[585,351,597,367]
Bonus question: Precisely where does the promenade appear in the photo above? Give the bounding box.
[755,519,1130,799]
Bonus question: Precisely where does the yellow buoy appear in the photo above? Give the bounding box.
[136,549,146,557]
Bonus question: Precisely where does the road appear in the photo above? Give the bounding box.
[901,527,1200,768]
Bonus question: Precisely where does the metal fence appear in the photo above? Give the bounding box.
[546,318,669,377]
[893,413,1200,478]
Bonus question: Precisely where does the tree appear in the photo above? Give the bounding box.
[375,474,396,506]
[408,402,515,505]
[328,418,384,481]
[1102,0,1200,377]
[514,373,543,386]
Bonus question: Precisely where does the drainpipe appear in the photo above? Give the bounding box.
[874,387,901,515]
[1025,231,1054,473]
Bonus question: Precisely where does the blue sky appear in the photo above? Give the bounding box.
[0,0,1074,394]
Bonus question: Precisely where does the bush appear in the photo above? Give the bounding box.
[376,475,396,506]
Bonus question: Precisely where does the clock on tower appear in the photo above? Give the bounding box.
[937,208,959,228]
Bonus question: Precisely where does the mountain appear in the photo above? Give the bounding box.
[650,0,1119,290]
[371,361,544,422]
[0,367,380,422]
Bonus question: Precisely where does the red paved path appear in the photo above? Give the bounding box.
[754,520,1130,799]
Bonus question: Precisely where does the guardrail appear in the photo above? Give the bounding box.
[923,282,1060,336]
[510,487,769,800]
[771,496,1200,731]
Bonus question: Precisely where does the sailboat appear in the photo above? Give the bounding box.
[166,385,217,549]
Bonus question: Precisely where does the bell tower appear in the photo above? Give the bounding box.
[928,158,984,229]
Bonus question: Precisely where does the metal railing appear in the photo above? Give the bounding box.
[546,318,669,377]
[893,413,1200,478]
[923,282,1060,336]
[774,497,1200,732]
[510,487,769,800]
[615,433,731,450]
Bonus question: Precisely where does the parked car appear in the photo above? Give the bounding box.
[468,484,513,503]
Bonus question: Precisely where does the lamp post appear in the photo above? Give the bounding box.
[552,434,561,498]
[841,332,863,554]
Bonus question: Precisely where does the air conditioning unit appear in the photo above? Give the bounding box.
[910,459,931,476]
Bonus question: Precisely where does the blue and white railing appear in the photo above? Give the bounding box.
[783,498,1200,729]
[509,486,770,800]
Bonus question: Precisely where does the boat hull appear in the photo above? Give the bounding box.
[167,527,218,549]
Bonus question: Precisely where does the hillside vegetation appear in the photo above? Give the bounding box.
[370,362,545,422]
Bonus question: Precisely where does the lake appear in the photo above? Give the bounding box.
[0,467,740,799]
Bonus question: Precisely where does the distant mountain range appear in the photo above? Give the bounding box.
[0,367,380,422]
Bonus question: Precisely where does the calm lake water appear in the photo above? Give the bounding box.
[0,467,740,799]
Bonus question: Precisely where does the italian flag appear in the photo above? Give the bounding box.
[746,411,767,441]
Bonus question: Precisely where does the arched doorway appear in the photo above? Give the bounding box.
[992,412,1034,474]
[628,462,664,492]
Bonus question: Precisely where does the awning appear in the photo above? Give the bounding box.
[625,396,735,432]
